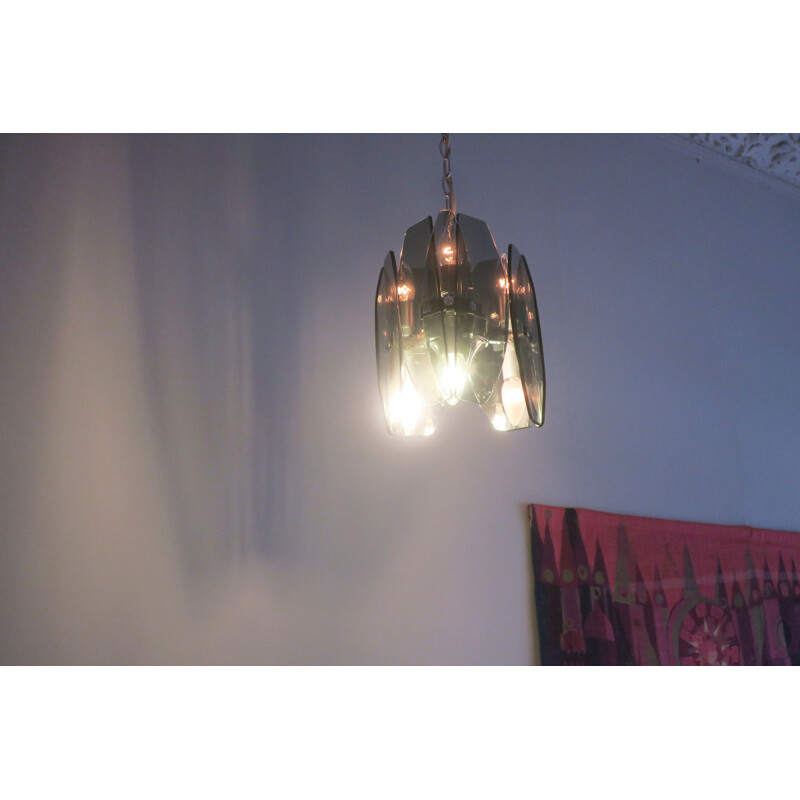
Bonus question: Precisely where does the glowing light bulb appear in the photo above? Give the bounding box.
[491,412,508,431]
[498,277,508,290]
[501,376,526,427]
[397,282,413,301]
[440,354,466,405]
[389,368,424,435]
[441,244,455,265]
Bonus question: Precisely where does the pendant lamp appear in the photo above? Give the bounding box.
[375,134,545,436]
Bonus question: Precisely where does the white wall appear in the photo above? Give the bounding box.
[1,133,799,664]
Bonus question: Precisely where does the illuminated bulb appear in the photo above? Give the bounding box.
[498,277,508,290]
[440,354,466,405]
[491,412,508,431]
[397,282,413,301]
[501,376,526,427]
[389,368,424,435]
[441,244,455,265]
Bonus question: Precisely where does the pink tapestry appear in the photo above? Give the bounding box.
[529,504,800,666]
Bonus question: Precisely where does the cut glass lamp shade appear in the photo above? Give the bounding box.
[375,210,545,435]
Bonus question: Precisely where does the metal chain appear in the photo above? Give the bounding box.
[440,133,455,213]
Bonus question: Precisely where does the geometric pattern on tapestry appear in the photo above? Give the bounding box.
[530,504,800,665]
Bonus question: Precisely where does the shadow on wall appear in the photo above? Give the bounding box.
[127,134,279,572]
[2,135,297,588]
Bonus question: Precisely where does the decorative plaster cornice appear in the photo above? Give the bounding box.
[679,133,800,191]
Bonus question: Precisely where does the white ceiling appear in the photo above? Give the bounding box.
[679,133,800,191]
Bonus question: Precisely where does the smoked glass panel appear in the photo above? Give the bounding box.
[375,253,402,433]
[479,252,533,431]
[377,249,441,436]
[508,245,546,426]
[457,213,508,405]
[431,210,470,405]
[397,217,442,407]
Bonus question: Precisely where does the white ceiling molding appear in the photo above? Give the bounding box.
[678,133,800,191]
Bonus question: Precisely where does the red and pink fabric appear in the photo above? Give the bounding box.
[529,504,800,666]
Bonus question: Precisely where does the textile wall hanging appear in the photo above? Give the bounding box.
[530,504,800,666]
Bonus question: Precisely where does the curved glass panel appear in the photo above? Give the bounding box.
[396,216,432,340]
[376,250,441,436]
[457,213,508,405]
[480,255,533,431]
[397,217,442,407]
[508,245,546,426]
[430,210,471,405]
[480,351,534,431]
[375,253,402,433]
[432,209,458,292]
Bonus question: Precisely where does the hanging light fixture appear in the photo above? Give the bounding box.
[375,134,545,436]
